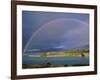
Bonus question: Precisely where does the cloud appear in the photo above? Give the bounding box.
[24,18,89,53]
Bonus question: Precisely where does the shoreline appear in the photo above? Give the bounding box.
[22,63,89,69]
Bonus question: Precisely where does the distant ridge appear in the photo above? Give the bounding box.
[77,44,89,49]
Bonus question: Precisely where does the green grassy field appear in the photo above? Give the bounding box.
[39,48,89,57]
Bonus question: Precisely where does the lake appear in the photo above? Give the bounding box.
[23,56,89,65]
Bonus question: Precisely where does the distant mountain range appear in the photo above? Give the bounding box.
[79,44,89,48]
[24,44,89,54]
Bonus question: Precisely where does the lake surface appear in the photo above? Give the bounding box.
[23,56,89,65]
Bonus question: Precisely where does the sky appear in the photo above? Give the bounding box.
[22,11,89,53]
